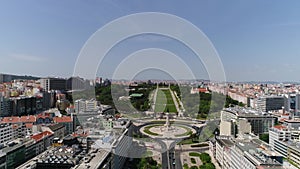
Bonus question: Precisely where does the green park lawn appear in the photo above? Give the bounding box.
[154,89,177,113]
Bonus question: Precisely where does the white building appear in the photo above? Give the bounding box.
[221,108,275,135]
[232,141,282,169]
[230,143,256,169]
[269,125,291,151]
[74,99,98,113]
[216,138,234,169]
[0,124,14,144]
[220,121,233,136]
[237,118,252,138]
[216,137,283,169]
[287,143,300,168]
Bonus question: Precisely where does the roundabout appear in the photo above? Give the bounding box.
[140,113,196,139]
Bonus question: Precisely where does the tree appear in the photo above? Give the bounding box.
[200,153,211,164]
[259,133,269,143]
[200,163,215,169]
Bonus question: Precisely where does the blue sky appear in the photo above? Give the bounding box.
[1,1,300,82]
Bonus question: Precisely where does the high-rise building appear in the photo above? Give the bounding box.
[221,108,275,135]
[39,78,67,91]
[10,96,36,116]
[287,143,300,167]
[269,125,291,157]
[237,118,252,137]
[42,90,56,109]
[215,137,283,169]
[0,124,14,144]
[283,94,300,111]
[0,94,12,117]
[216,138,234,169]
[257,96,285,112]
[220,121,234,137]
[66,76,85,90]
[74,99,98,113]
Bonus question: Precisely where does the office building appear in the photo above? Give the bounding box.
[215,137,283,169]
[269,125,290,151]
[216,138,234,169]
[283,94,300,112]
[268,125,291,158]
[0,139,33,169]
[10,96,36,116]
[74,99,98,113]
[237,118,252,137]
[31,131,54,155]
[0,95,12,117]
[66,76,85,90]
[221,108,275,135]
[0,124,14,145]
[257,96,285,112]
[287,143,300,168]
[220,121,234,137]
[39,78,67,91]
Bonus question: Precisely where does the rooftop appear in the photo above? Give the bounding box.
[1,115,36,123]
[31,131,53,142]
[48,123,65,131]
[236,140,282,166]
[224,107,274,118]
[75,149,109,169]
[35,145,84,167]
[217,138,234,147]
[273,125,287,130]
[54,116,73,123]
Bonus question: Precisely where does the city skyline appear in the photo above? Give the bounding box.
[1,1,300,82]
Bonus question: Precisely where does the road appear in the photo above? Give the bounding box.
[156,139,180,169]
[155,139,168,169]
[175,150,182,169]
[131,117,208,169]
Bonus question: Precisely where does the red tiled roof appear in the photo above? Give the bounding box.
[72,133,88,137]
[1,117,20,123]
[274,125,287,130]
[31,131,53,142]
[198,88,208,93]
[36,113,50,119]
[20,115,36,123]
[1,115,36,123]
[53,116,72,123]
[25,123,33,129]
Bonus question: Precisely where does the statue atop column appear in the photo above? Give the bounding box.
[165,113,170,131]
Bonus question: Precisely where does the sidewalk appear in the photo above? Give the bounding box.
[180,151,202,167]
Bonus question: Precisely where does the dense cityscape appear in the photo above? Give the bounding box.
[0,73,299,169]
[1,1,300,169]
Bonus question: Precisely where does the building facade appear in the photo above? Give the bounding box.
[257,96,285,112]
[0,124,14,145]
[40,78,67,91]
